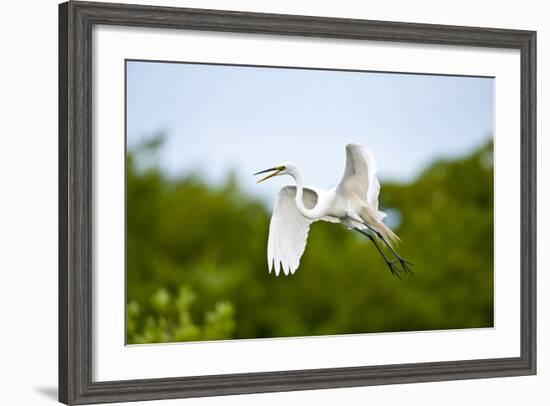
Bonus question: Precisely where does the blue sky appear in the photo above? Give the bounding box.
[127,61,493,205]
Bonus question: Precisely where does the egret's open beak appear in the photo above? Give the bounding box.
[253,167,281,183]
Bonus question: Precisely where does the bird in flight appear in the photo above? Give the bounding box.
[254,143,413,278]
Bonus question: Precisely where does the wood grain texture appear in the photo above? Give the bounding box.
[58,1,537,404]
[58,3,69,404]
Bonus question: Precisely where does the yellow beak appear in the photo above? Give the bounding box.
[254,167,282,183]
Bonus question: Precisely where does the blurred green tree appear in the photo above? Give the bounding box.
[126,138,493,344]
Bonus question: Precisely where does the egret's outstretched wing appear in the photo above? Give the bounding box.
[268,185,318,276]
[337,143,385,217]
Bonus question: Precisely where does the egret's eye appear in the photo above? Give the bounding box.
[277,165,286,171]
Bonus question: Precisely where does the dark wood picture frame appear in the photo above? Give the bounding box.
[59,1,537,404]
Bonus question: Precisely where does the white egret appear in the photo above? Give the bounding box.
[254,143,413,277]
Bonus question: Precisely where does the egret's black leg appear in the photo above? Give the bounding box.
[354,228,402,278]
[363,224,415,275]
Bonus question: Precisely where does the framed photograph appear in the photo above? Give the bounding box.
[59,1,536,404]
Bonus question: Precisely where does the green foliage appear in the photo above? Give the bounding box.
[127,286,235,343]
[126,139,494,344]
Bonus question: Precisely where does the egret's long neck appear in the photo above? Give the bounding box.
[290,169,317,219]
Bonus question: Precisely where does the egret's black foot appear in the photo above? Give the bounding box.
[387,258,414,278]
[397,258,415,275]
[399,258,414,275]
[386,261,402,279]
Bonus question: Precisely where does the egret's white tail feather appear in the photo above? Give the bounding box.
[361,206,400,246]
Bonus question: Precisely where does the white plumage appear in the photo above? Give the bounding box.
[255,143,411,277]
[339,143,385,218]
[267,186,320,276]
